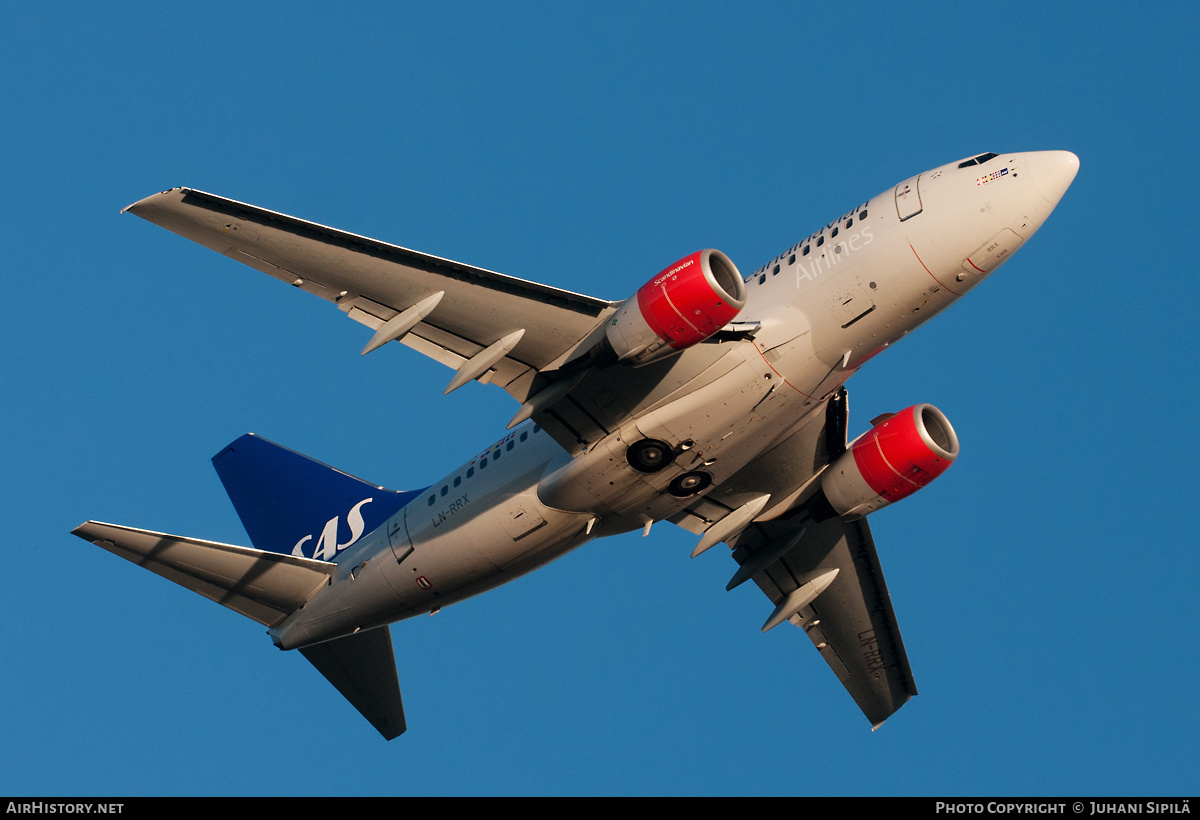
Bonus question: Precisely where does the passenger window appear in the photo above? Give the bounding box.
[481,458,487,468]
[788,254,796,264]
[440,486,448,497]
[803,245,810,256]
[453,476,461,487]
[817,236,824,247]
[428,495,435,506]
[520,431,528,442]
[467,466,475,478]
[846,218,852,228]
[860,209,867,219]
[773,265,780,275]
[506,440,514,451]
[831,227,839,238]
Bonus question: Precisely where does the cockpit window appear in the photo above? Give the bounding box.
[959,152,998,169]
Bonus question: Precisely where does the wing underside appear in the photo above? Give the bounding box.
[729,515,917,726]
[125,188,617,400]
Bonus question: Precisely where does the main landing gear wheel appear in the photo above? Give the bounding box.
[668,471,712,497]
[626,439,674,473]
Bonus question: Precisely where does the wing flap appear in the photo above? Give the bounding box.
[72,521,334,627]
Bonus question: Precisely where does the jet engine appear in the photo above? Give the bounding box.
[604,249,746,366]
[820,404,960,519]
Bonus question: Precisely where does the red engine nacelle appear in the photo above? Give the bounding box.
[605,249,746,366]
[821,404,960,519]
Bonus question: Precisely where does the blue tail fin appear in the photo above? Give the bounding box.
[212,433,423,562]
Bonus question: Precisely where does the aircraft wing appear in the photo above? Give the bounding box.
[670,389,916,726]
[726,514,917,728]
[124,188,617,401]
[124,189,758,456]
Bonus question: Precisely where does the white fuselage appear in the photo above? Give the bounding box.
[270,150,1078,651]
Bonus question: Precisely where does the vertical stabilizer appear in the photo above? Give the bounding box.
[212,434,423,561]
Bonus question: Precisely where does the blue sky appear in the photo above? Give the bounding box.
[2,2,1196,796]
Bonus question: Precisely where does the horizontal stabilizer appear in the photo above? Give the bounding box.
[71,521,335,627]
[300,626,407,740]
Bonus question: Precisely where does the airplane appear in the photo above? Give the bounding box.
[73,150,1079,739]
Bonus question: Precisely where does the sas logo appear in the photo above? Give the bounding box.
[976,168,1009,186]
[291,498,373,560]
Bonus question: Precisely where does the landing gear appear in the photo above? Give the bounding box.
[626,439,674,473]
[668,471,712,497]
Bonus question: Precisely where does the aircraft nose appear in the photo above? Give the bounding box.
[1025,150,1079,206]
